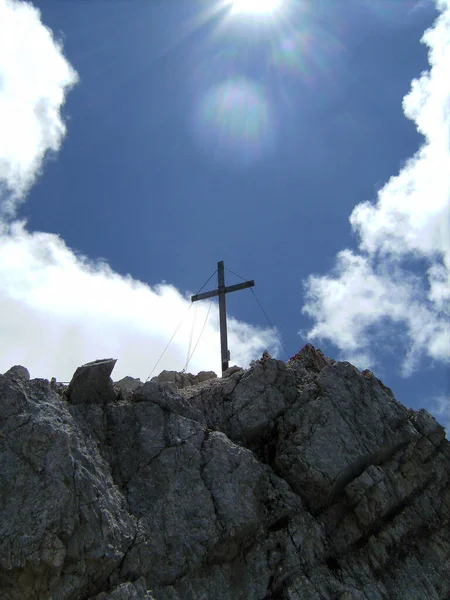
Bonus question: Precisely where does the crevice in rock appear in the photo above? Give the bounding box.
[267,515,291,533]
[319,438,415,516]
[199,429,222,531]
[351,473,438,556]
[250,424,280,470]
[325,556,340,572]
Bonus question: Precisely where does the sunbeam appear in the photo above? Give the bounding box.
[229,0,282,16]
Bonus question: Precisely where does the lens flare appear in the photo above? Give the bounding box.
[230,0,282,16]
[193,78,275,166]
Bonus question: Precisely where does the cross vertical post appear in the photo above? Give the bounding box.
[191,261,255,375]
[217,261,229,374]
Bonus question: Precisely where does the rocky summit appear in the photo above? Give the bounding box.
[1,346,449,600]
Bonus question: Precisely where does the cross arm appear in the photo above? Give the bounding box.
[191,289,220,302]
[191,280,254,303]
[223,280,255,295]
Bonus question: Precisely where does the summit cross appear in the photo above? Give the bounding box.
[191,261,254,375]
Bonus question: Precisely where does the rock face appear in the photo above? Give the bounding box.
[151,369,217,389]
[1,345,449,600]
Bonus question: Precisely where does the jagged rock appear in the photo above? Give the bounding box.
[288,342,333,374]
[180,356,297,449]
[410,407,446,440]
[132,380,205,423]
[222,365,243,378]
[0,368,135,600]
[151,369,217,389]
[0,347,449,600]
[275,359,423,512]
[197,370,217,384]
[3,364,30,381]
[114,376,143,401]
[67,358,117,405]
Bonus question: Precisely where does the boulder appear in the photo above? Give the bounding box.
[67,358,117,405]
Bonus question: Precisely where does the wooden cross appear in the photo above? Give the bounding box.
[191,261,254,375]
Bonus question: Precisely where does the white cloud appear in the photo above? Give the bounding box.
[0,222,278,381]
[0,0,78,216]
[0,0,279,382]
[303,0,450,374]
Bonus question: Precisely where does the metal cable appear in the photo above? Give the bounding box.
[184,300,213,371]
[145,269,217,382]
[184,302,198,372]
[145,304,193,382]
[249,288,290,359]
[195,269,218,295]
[225,266,290,360]
[224,266,248,282]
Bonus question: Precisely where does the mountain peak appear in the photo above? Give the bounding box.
[1,346,448,599]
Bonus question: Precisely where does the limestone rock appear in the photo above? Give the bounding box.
[132,380,205,423]
[151,369,217,389]
[197,370,217,383]
[90,578,154,599]
[222,365,243,378]
[180,356,297,449]
[1,347,449,600]
[288,342,332,373]
[67,358,117,405]
[114,376,143,401]
[3,364,30,381]
[0,368,135,600]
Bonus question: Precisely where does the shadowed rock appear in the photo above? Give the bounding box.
[0,347,449,600]
[91,577,154,599]
[67,358,117,405]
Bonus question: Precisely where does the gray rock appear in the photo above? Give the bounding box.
[151,369,185,387]
[4,364,30,381]
[114,376,143,401]
[151,369,217,389]
[67,358,117,405]
[410,407,446,442]
[288,343,332,373]
[1,347,449,600]
[196,370,217,384]
[132,381,205,423]
[276,360,421,511]
[222,365,243,378]
[0,369,135,600]
[180,356,297,447]
[90,577,154,599]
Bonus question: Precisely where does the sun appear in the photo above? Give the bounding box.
[230,0,282,16]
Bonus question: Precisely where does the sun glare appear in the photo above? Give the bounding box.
[230,0,282,16]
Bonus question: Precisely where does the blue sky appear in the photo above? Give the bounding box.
[0,0,449,428]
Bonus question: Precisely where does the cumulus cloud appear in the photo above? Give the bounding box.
[0,0,78,215]
[0,0,278,381]
[303,0,450,374]
[0,222,278,380]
